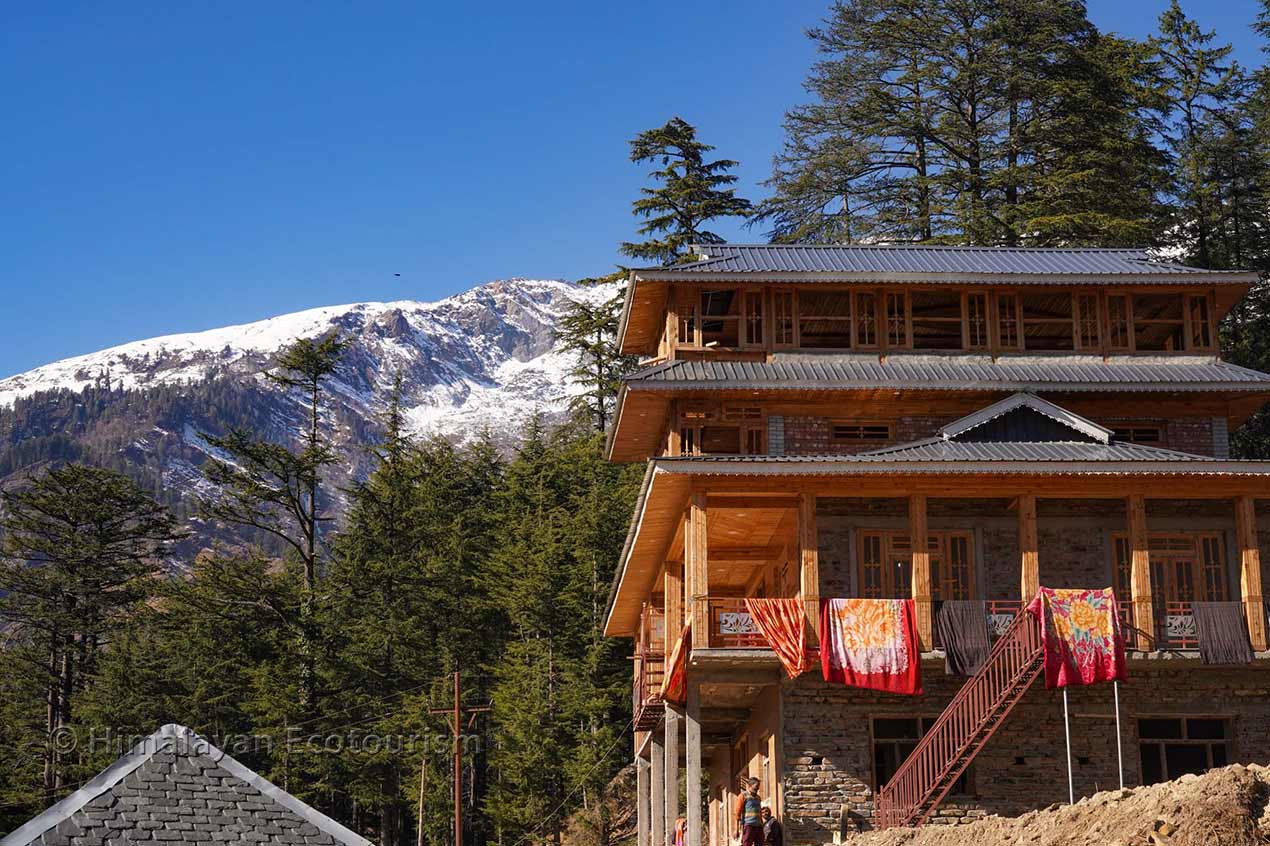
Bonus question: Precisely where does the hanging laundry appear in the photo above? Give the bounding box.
[744,598,813,678]
[1025,587,1126,689]
[936,600,990,677]
[820,599,922,695]
[660,620,691,706]
[1193,602,1255,665]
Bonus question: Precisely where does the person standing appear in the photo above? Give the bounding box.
[760,804,782,846]
[734,777,763,846]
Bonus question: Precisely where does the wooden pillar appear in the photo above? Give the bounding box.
[909,494,932,650]
[665,561,684,641]
[637,756,651,846]
[664,707,681,846]
[685,682,702,846]
[1018,494,1039,601]
[651,726,665,846]
[686,493,709,647]
[798,493,820,646]
[1127,494,1154,650]
[1236,495,1268,652]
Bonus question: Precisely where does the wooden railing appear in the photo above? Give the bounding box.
[876,608,1044,829]
[704,597,767,648]
[632,605,665,731]
[1118,600,1200,650]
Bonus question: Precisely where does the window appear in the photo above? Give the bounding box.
[1112,532,1228,605]
[874,718,971,794]
[910,290,964,350]
[744,290,764,346]
[1114,425,1163,445]
[798,291,853,348]
[832,421,893,443]
[966,292,990,349]
[1187,295,1213,350]
[1107,294,1132,350]
[996,293,1022,350]
[699,289,741,347]
[858,531,975,601]
[678,404,765,456]
[1133,294,1185,351]
[1076,293,1101,350]
[1139,718,1230,785]
[854,291,880,348]
[886,291,910,348]
[1021,292,1075,350]
[773,289,796,347]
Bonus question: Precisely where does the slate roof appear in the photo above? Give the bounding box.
[0,725,370,846]
[622,354,1270,392]
[641,244,1256,281]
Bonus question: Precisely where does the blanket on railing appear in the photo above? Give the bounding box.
[744,598,812,678]
[660,620,691,706]
[936,600,990,676]
[820,598,921,695]
[1193,602,1255,665]
[1026,587,1126,689]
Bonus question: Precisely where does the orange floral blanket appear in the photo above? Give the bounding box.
[744,598,812,678]
[819,598,921,695]
[1025,587,1127,689]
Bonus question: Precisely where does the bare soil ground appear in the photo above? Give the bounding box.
[851,763,1270,846]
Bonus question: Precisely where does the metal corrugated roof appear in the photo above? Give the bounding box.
[624,355,1270,391]
[651,244,1255,279]
[659,441,1205,463]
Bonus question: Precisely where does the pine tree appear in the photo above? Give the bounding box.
[554,293,633,433]
[0,464,180,806]
[620,117,752,264]
[199,332,349,712]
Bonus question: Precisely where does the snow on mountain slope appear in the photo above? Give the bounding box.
[0,278,619,444]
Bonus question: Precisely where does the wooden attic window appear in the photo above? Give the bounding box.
[966,292,990,349]
[832,421,893,443]
[1187,295,1214,350]
[1021,291,1075,350]
[1114,425,1163,445]
[798,291,853,348]
[1106,294,1132,351]
[1133,294,1185,351]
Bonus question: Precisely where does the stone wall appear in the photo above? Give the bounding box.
[779,662,1270,843]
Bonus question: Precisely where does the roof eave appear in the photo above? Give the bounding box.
[632,269,1259,284]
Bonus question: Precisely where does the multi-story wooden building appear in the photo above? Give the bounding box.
[603,245,1270,842]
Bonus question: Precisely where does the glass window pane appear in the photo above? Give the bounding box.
[1139,718,1184,739]
[1186,718,1227,740]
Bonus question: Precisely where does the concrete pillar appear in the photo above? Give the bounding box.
[651,728,665,846]
[686,682,702,846]
[637,756,651,846]
[664,706,681,846]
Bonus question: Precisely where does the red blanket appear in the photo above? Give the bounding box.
[1026,587,1127,689]
[819,598,922,695]
[744,598,812,678]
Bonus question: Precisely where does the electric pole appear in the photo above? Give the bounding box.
[429,670,490,846]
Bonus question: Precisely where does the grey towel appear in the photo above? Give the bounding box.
[936,600,990,676]
[1192,602,1255,665]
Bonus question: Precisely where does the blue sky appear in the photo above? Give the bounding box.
[0,0,1265,378]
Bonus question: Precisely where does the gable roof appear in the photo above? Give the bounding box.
[0,724,372,846]
[649,244,1257,281]
[938,393,1113,443]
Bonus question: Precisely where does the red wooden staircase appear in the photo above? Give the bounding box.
[875,608,1045,829]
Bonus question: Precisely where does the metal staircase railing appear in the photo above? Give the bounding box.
[875,607,1044,829]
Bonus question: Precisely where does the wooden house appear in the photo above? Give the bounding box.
[603,244,1270,840]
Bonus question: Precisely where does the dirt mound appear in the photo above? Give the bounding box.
[852,764,1270,846]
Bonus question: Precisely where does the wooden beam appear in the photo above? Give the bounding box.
[1018,494,1039,601]
[1127,494,1154,650]
[686,493,709,647]
[665,559,684,644]
[909,494,933,650]
[798,493,820,647]
[1236,495,1267,652]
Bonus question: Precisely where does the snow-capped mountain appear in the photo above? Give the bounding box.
[0,278,620,544]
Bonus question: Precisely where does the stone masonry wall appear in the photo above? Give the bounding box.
[780,663,1270,843]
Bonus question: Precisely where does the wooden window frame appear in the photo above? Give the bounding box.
[885,290,912,349]
[852,289,882,350]
[857,530,975,601]
[1075,292,1102,352]
[1114,424,1164,445]
[1112,531,1227,603]
[1137,716,1232,785]
[741,288,765,349]
[872,716,973,795]
[1185,293,1216,352]
[1019,290,1078,352]
[993,292,1023,351]
[1105,293,1134,352]
[909,288,966,351]
[831,420,894,444]
[965,291,990,350]
[1132,293,1187,352]
[772,287,798,349]
[797,288,855,350]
